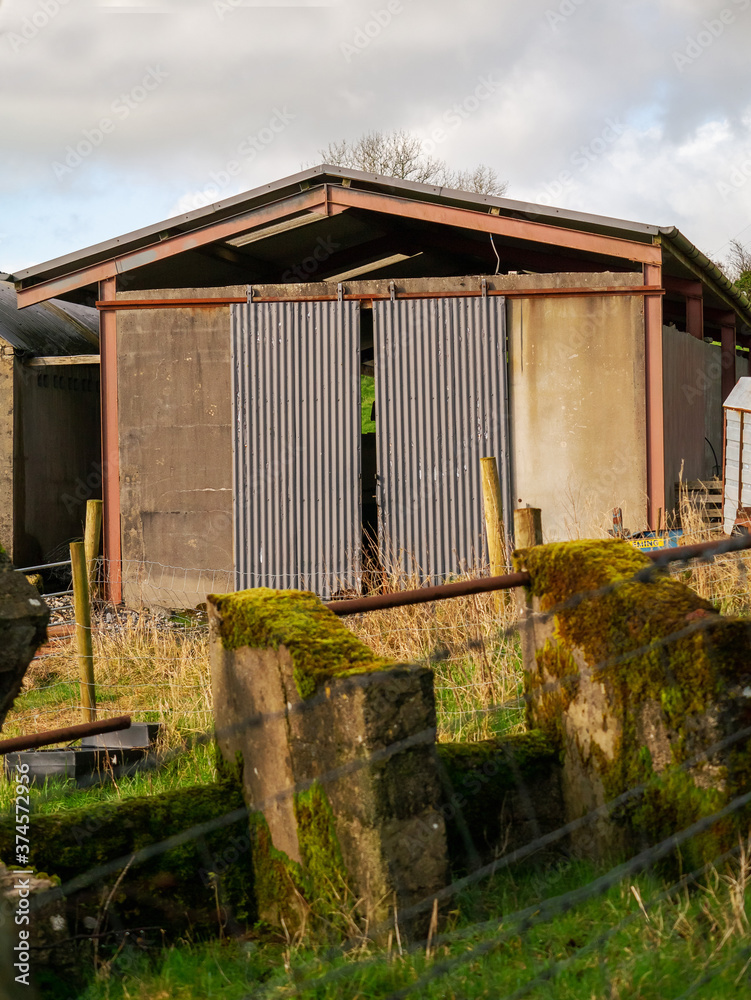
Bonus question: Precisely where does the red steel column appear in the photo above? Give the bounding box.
[720,314,737,406]
[98,277,122,604]
[644,261,665,529]
[686,292,704,339]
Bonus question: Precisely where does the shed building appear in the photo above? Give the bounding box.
[0,278,100,565]
[10,167,751,605]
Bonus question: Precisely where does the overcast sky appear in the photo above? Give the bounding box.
[1,0,750,274]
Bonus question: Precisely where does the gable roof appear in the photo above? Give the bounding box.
[9,164,751,332]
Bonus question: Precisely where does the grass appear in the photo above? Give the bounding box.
[6,503,751,998]
[361,374,376,433]
[0,738,217,816]
[66,846,751,999]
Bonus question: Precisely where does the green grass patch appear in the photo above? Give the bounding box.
[69,854,751,1000]
[13,681,119,712]
[0,738,217,816]
[361,374,376,433]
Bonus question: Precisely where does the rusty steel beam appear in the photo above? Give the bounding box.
[99,276,122,605]
[328,186,663,265]
[325,534,751,616]
[663,276,703,296]
[95,286,665,311]
[16,189,329,308]
[0,715,131,754]
[643,261,665,529]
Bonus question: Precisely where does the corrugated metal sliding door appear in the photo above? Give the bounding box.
[374,295,511,581]
[231,300,361,597]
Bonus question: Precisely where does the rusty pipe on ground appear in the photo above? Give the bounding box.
[325,534,751,616]
[0,715,131,754]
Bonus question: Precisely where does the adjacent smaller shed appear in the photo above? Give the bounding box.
[0,278,100,565]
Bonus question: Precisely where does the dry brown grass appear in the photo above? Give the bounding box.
[345,565,523,742]
[5,562,523,747]
[7,492,750,751]
[2,613,212,747]
[673,482,751,617]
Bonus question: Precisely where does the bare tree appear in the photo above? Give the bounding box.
[318,129,508,197]
[723,238,751,294]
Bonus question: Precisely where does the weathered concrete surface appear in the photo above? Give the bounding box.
[507,272,646,539]
[0,547,48,729]
[117,286,242,608]
[436,733,565,869]
[515,539,751,865]
[209,588,448,937]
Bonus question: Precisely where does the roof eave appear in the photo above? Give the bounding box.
[659,226,751,331]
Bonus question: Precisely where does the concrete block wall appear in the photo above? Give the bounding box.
[514,538,751,866]
[208,587,449,938]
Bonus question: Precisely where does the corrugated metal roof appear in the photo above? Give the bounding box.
[660,227,751,330]
[0,280,98,355]
[10,164,749,332]
[11,164,659,288]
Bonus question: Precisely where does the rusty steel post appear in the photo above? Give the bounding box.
[99,276,122,605]
[644,259,665,530]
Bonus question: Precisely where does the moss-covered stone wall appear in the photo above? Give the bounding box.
[0,782,254,941]
[514,538,751,867]
[209,587,449,940]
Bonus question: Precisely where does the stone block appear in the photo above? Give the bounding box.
[208,587,449,938]
[514,539,751,866]
[0,544,49,731]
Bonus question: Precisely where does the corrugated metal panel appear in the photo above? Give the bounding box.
[0,280,98,355]
[232,300,361,597]
[374,295,511,581]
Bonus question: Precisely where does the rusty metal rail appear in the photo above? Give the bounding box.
[325,534,751,616]
[0,715,131,754]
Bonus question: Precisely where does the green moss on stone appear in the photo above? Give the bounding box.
[438,731,562,867]
[247,810,304,929]
[249,781,351,938]
[513,539,751,861]
[0,782,254,934]
[210,587,391,699]
[529,639,581,740]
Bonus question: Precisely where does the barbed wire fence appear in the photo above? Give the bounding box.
[3,537,751,997]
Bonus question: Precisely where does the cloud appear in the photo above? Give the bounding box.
[1,0,751,270]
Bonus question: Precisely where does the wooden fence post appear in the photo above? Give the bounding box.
[71,541,96,722]
[480,457,507,574]
[84,499,103,600]
[514,507,543,549]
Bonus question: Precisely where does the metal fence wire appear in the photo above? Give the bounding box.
[2,538,751,998]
